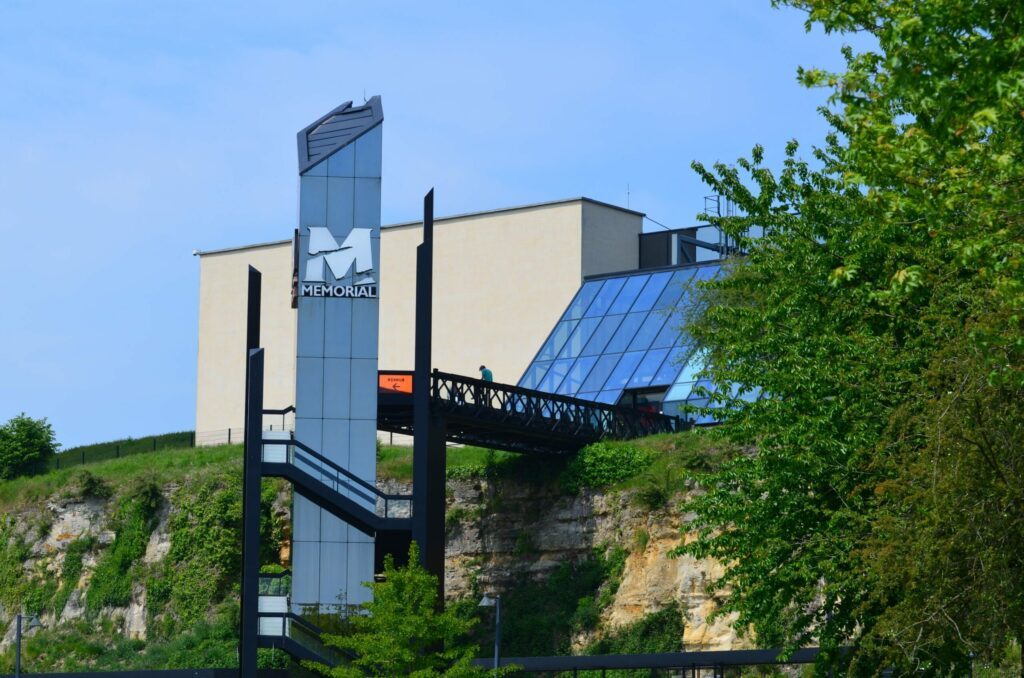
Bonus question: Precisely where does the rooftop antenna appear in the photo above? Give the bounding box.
[363,88,367,103]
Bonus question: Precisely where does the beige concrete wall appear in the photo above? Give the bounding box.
[195,242,296,442]
[581,201,643,277]
[194,199,645,438]
[378,201,585,384]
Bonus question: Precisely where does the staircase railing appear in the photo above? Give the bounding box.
[261,428,411,520]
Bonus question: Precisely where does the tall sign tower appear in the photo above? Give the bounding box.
[292,98,383,614]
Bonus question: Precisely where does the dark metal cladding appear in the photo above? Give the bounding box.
[296,97,383,174]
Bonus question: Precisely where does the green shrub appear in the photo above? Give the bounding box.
[0,517,31,610]
[634,465,682,511]
[562,442,654,493]
[150,472,285,634]
[497,545,630,656]
[86,482,162,616]
[52,536,95,616]
[64,469,113,501]
[585,602,684,677]
[0,414,58,480]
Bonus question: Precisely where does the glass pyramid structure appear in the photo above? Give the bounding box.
[518,261,724,424]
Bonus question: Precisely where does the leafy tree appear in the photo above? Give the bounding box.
[675,0,1024,674]
[311,542,501,677]
[0,413,58,479]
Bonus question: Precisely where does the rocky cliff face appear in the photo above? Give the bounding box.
[436,475,742,652]
[0,489,175,649]
[2,475,740,653]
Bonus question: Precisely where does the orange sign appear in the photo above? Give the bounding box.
[379,373,413,394]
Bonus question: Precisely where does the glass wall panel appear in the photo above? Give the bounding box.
[577,391,599,401]
[665,380,695,402]
[536,320,578,361]
[627,312,669,352]
[627,348,670,389]
[538,358,574,393]
[653,268,695,309]
[651,309,686,349]
[596,390,621,404]
[674,349,707,386]
[581,314,624,357]
[564,281,604,320]
[584,277,627,317]
[607,275,649,315]
[630,271,673,313]
[603,351,646,391]
[557,356,599,395]
[652,345,691,385]
[557,317,602,360]
[580,354,621,393]
[519,361,553,389]
[603,312,646,353]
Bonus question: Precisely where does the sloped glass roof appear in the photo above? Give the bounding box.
[519,262,723,423]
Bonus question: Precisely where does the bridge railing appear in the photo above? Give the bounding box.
[430,370,682,441]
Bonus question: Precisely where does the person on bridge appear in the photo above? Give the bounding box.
[479,365,493,382]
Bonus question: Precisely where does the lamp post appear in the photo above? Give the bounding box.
[14,613,43,678]
[478,594,501,674]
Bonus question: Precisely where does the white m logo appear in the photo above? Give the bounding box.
[304,227,375,285]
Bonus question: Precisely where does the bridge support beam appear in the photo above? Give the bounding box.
[239,266,263,677]
[412,189,446,600]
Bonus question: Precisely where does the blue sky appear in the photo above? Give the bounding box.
[0,1,864,447]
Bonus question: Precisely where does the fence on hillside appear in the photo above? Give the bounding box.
[51,410,295,472]
[53,431,196,470]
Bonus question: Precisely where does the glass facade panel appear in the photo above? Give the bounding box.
[580,354,621,393]
[564,281,604,320]
[665,380,694,402]
[653,268,695,309]
[627,312,669,352]
[607,274,650,315]
[651,309,685,349]
[604,312,646,353]
[652,345,691,385]
[538,358,574,393]
[628,348,670,389]
[518,263,727,414]
[584,277,627,317]
[604,351,645,391]
[536,320,578,361]
[519,361,552,390]
[630,271,673,313]
[557,317,602,360]
[581,314,624,357]
[557,356,598,395]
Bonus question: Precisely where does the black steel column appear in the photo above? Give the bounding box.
[412,189,445,596]
[240,348,264,676]
[239,266,262,677]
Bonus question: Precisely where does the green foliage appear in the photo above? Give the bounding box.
[0,413,58,480]
[582,602,684,677]
[498,545,628,657]
[0,442,241,513]
[677,0,1024,673]
[0,518,32,611]
[313,542,494,677]
[53,536,96,617]
[562,442,653,493]
[86,480,162,616]
[63,469,113,500]
[151,471,283,630]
